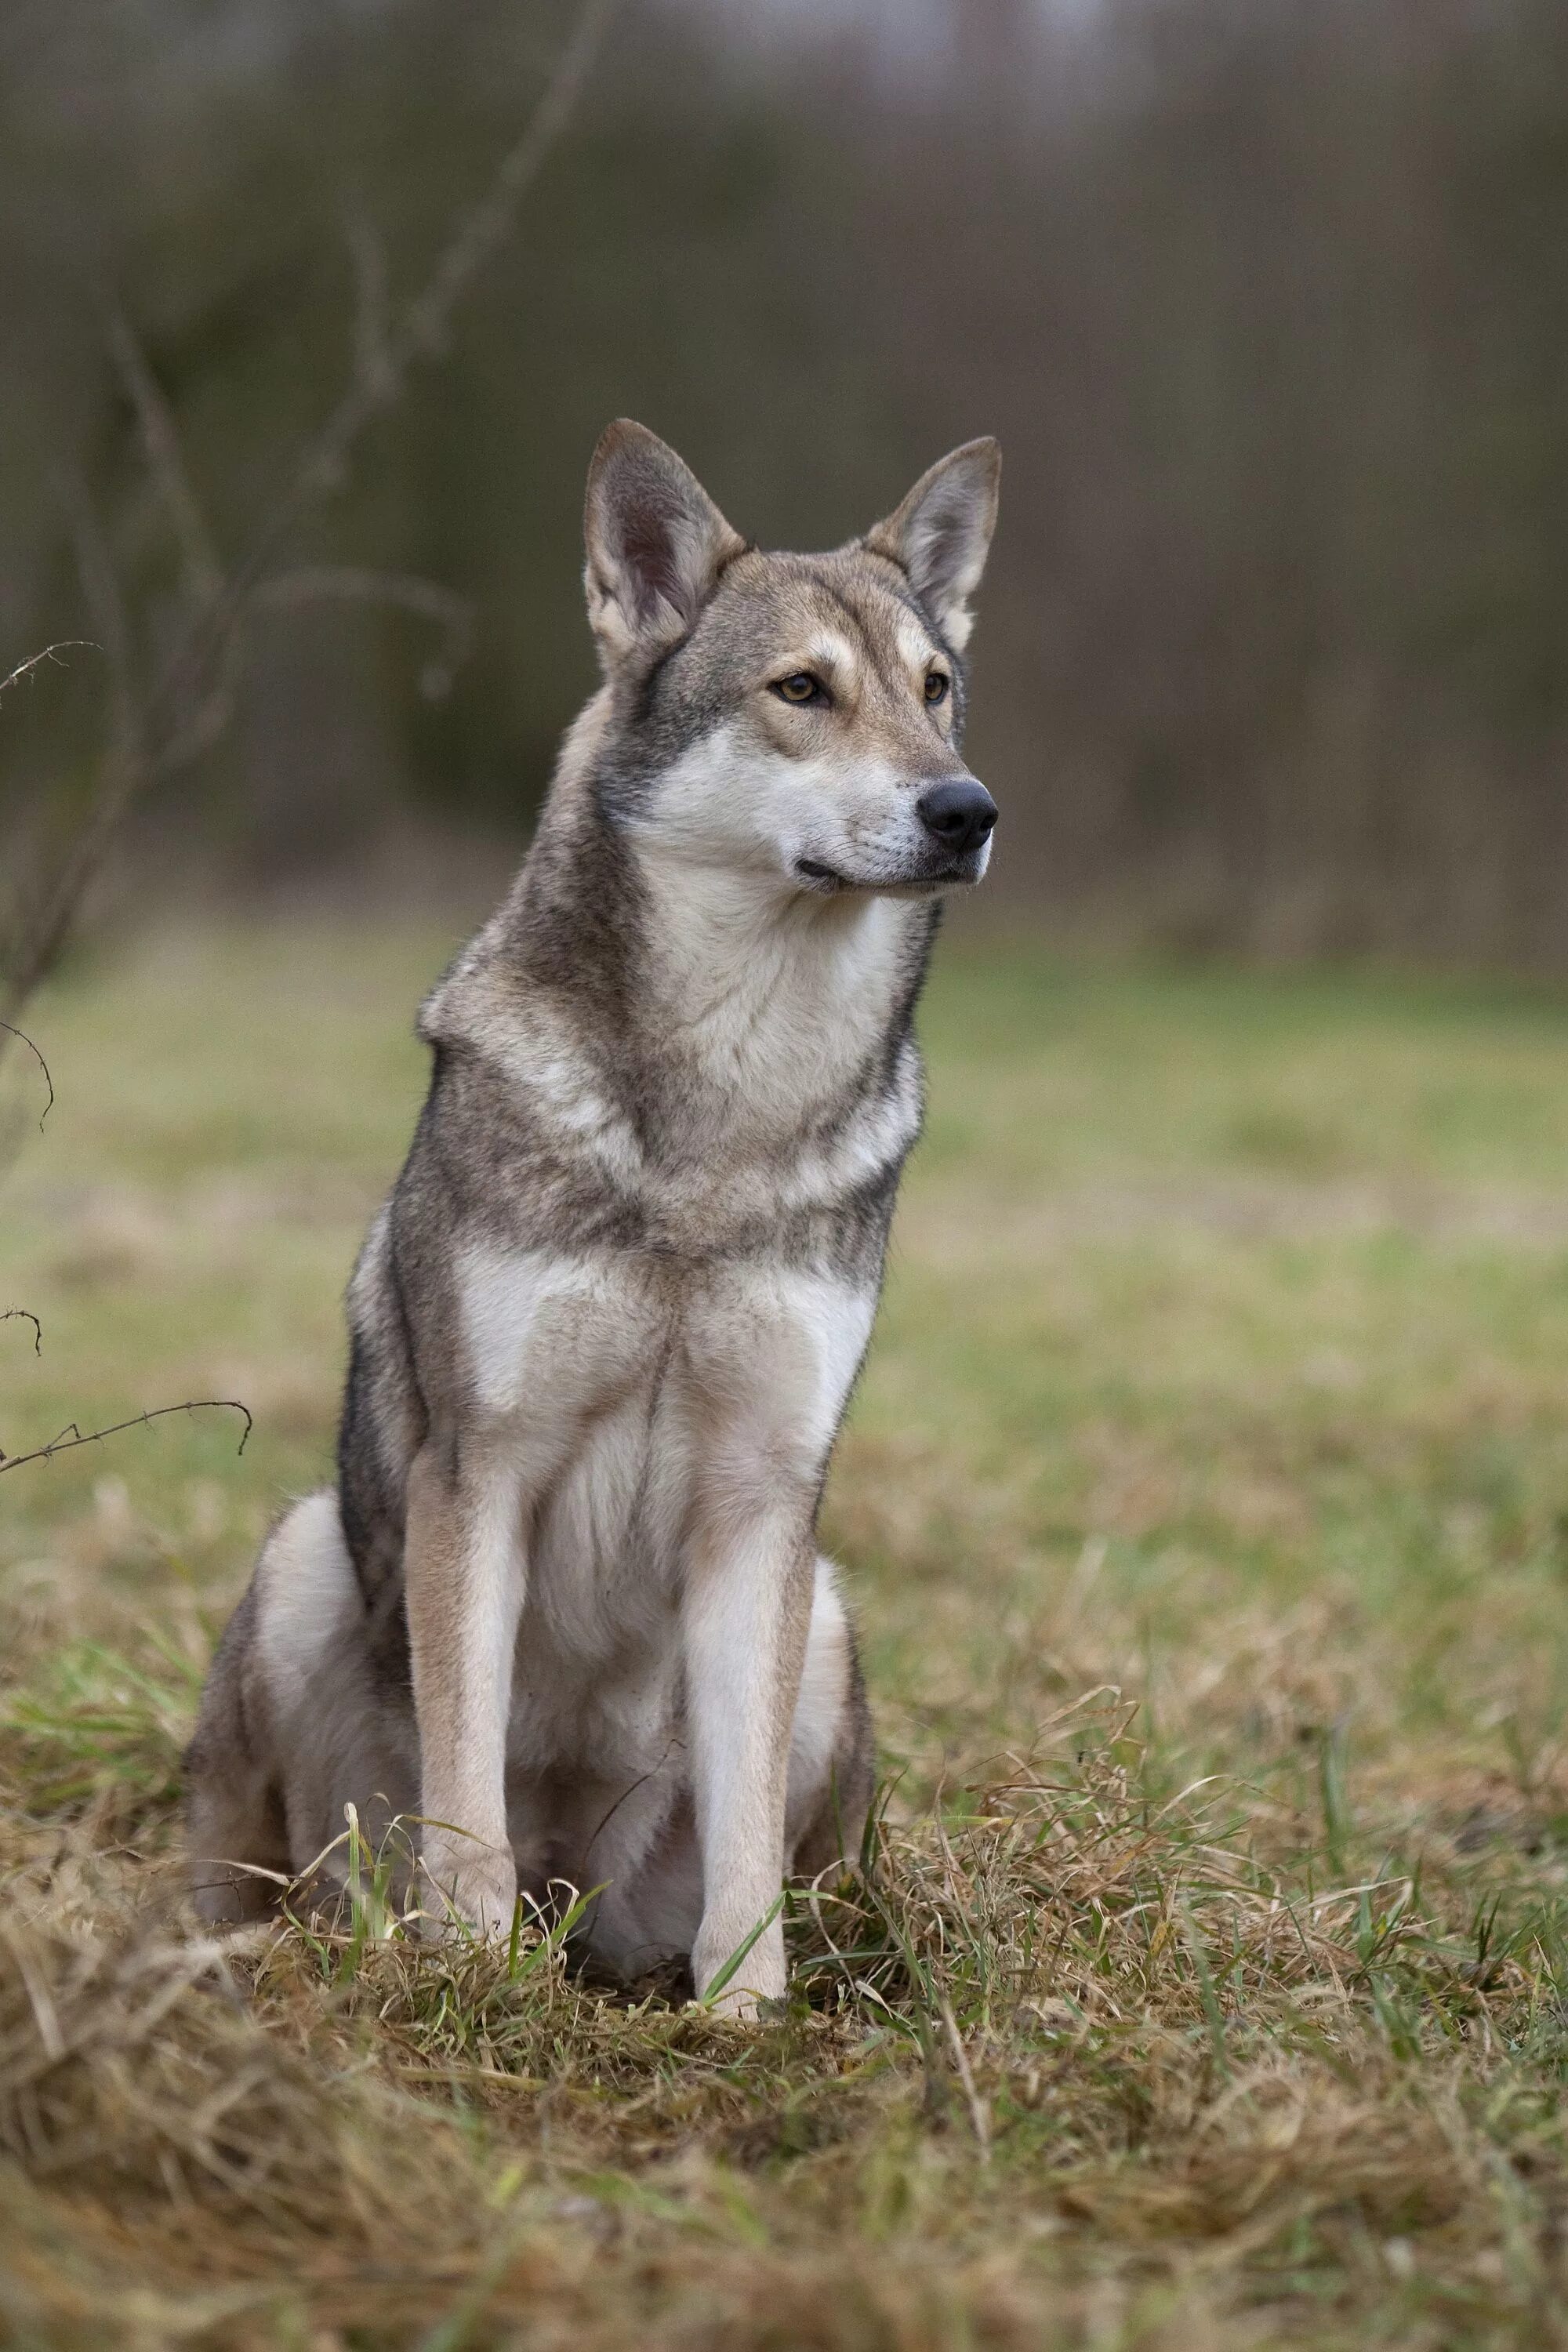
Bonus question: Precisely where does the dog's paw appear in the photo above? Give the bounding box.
[418,1836,517,1942]
[696,1981,766,2024]
[691,1913,787,2020]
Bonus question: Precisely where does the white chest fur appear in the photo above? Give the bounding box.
[454,1240,875,1605]
[457,1240,874,1464]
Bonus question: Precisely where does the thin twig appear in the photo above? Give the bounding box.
[0,1022,54,1128]
[142,620,249,783]
[64,466,142,779]
[401,0,618,362]
[345,209,396,405]
[936,1993,992,2161]
[0,642,96,700]
[2,486,152,1034]
[2,1309,42,1356]
[0,1398,252,1475]
[148,565,476,782]
[103,303,223,611]
[251,566,474,701]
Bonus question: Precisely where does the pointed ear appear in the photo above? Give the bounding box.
[583,420,745,668]
[864,438,1001,652]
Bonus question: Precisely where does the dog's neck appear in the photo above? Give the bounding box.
[431,712,932,1161]
[635,835,908,1069]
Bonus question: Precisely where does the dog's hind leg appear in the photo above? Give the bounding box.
[187,1490,418,1922]
[186,1578,291,1923]
[786,1559,875,1883]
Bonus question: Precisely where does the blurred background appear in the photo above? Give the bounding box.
[3,0,1568,967]
[13,10,1568,2321]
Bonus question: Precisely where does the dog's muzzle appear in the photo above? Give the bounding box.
[917,779,997,862]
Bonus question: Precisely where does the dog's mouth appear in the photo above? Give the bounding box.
[795,854,983,895]
[794,858,850,891]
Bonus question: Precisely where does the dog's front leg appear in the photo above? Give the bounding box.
[684,1501,815,2016]
[404,1436,524,1936]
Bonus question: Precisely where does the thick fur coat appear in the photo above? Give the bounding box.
[187,421,1001,2014]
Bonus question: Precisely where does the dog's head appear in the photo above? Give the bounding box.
[583,421,1001,897]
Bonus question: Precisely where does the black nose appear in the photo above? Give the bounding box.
[916,778,998,858]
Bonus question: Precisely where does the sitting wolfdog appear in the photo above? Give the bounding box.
[187,420,1000,2014]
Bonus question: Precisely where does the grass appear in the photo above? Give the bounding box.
[6,920,1568,2346]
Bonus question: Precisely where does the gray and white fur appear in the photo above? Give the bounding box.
[186,420,1001,2015]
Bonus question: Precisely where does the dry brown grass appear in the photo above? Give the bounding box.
[5,1670,1568,2350]
[8,928,1568,2347]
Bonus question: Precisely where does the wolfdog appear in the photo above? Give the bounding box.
[187,420,1000,2014]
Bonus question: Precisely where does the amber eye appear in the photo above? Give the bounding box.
[772,671,823,705]
[924,670,950,706]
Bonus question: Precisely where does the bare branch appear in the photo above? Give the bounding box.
[0,1022,54,1128]
[148,565,476,784]
[346,210,396,405]
[0,488,150,1034]
[0,642,96,701]
[251,565,474,701]
[103,303,224,612]
[63,466,143,779]
[0,1398,252,1476]
[151,0,618,734]
[145,622,249,783]
[399,0,619,366]
[2,1309,42,1356]
[0,0,617,1035]
[0,648,98,1054]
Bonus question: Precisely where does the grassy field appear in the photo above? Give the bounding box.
[7,922,1568,2349]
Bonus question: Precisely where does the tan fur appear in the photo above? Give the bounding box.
[186,421,1000,2017]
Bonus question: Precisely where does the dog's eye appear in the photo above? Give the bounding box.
[772,672,824,706]
[924,670,950,706]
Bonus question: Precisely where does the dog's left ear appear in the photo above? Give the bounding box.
[864,439,1001,652]
[584,420,746,670]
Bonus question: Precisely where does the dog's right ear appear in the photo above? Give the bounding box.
[583,421,745,670]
